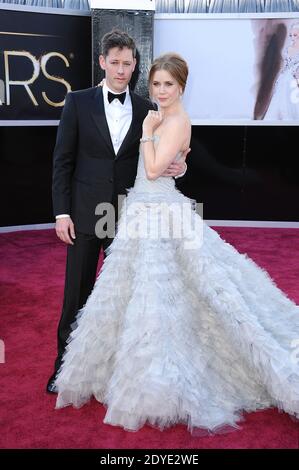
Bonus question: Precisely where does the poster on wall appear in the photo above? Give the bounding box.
[154,14,299,125]
[0,6,91,124]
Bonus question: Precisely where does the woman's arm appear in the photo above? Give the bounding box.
[141,112,190,180]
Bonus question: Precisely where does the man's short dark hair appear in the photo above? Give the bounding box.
[101,29,136,58]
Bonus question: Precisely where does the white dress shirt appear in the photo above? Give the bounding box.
[103,81,132,155]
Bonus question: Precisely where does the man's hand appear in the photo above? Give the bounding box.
[162,147,190,177]
[55,216,76,245]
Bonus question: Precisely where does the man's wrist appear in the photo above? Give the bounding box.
[174,162,187,179]
[56,214,70,219]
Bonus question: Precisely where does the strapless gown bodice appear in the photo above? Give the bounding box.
[133,134,182,194]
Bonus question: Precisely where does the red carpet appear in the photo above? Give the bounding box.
[0,227,299,449]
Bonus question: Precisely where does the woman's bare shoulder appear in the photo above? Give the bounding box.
[164,112,190,132]
[161,113,190,149]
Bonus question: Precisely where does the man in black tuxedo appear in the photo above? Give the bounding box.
[47,30,187,393]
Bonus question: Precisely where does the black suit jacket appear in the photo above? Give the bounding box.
[52,86,156,234]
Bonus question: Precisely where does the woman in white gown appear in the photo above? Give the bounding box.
[55,53,299,434]
[264,22,299,120]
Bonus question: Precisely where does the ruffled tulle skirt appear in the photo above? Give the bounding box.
[55,183,299,434]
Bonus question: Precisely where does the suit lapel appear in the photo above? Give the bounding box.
[90,87,115,156]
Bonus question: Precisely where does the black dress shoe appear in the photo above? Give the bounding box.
[46,375,58,394]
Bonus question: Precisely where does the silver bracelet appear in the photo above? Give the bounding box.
[140,136,155,143]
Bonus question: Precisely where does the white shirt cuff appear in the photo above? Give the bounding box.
[55,214,70,219]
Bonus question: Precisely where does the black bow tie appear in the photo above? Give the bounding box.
[108,91,126,105]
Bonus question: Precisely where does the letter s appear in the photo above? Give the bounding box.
[41,52,72,107]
